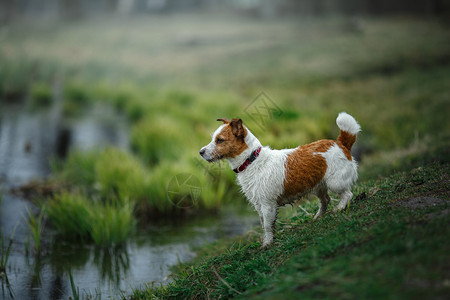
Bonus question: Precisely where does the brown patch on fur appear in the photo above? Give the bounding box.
[230,119,245,138]
[214,122,248,159]
[337,130,356,152]
[282,140,334,198]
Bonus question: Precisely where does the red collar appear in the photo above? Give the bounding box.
[233,147,262,173]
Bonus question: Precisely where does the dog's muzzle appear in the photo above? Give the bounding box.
[199,147,219,162]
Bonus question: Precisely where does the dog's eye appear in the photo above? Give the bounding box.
[216,138,225,144]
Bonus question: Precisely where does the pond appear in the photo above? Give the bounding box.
[0,98,258,299]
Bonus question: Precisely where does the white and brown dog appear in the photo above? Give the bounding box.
[199,112,361,247]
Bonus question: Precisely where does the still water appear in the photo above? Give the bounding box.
[0,100,257,299]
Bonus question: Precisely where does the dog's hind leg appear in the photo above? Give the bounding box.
[334,189,353,212]
[261,202,277,247]
[314,187,331,220]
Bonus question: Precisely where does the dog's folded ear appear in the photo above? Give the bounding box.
[230,118,245,138]
[217,118,230,124]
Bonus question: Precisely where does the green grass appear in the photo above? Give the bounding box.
[52,147,234,214]
[46,191,135,247]
[130,157,450,299]
[45,191,92,241]
[2,16,448,158]
[0,58,32,101]
[24,208,45,255]
[47,61,450,228]
[88,201,135,246]
[94,147,147,202]
[68,269,80,300]
[30,82,52,108]
[47,145,237,246]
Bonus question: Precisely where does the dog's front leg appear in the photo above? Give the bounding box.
[261,202,277,247]
[254,203,264,230]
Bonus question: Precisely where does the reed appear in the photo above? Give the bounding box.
[24,208,45,254]
[0,224,18,272]
[68,269,80,300]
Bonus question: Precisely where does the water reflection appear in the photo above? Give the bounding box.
[3,212,256,299]
[0,105,55,185]
[70,104,129,152]
[94,248,130,285]
[0,273,14,299]
[0,102,128,185]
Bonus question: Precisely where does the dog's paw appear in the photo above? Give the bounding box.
[333,205,346,213]
[313,211,325,220]
[260,242,271,249]
[261,238,273,249]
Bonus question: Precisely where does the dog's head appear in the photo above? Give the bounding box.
[199,118,248,162]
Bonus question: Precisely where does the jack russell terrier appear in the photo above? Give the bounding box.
[199,112,361,247]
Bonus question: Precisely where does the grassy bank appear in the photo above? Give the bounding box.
[130,147,450,299]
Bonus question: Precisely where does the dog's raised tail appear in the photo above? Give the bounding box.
[336,112,361,151]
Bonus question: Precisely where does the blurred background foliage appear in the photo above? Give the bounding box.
[1,0,449,246]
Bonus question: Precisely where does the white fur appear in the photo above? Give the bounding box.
[200,113,360,247]
[336,112,361,135]
[227,128,263,170]
[319,143,358,194]
[231,131,296,246]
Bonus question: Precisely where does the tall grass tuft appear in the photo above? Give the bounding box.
[130,118,182,165]
[46,191,91,240]
[89,201,136,247]
[46,191,136,247]
[30,82,52,108]
[63,80,91,116]
[0,58,30,101]
[52,150,98,186]
[64,81,90,105]
[94,147,147,203]
[24,208,45,255]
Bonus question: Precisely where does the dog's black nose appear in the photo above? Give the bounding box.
[199,148,205,156]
